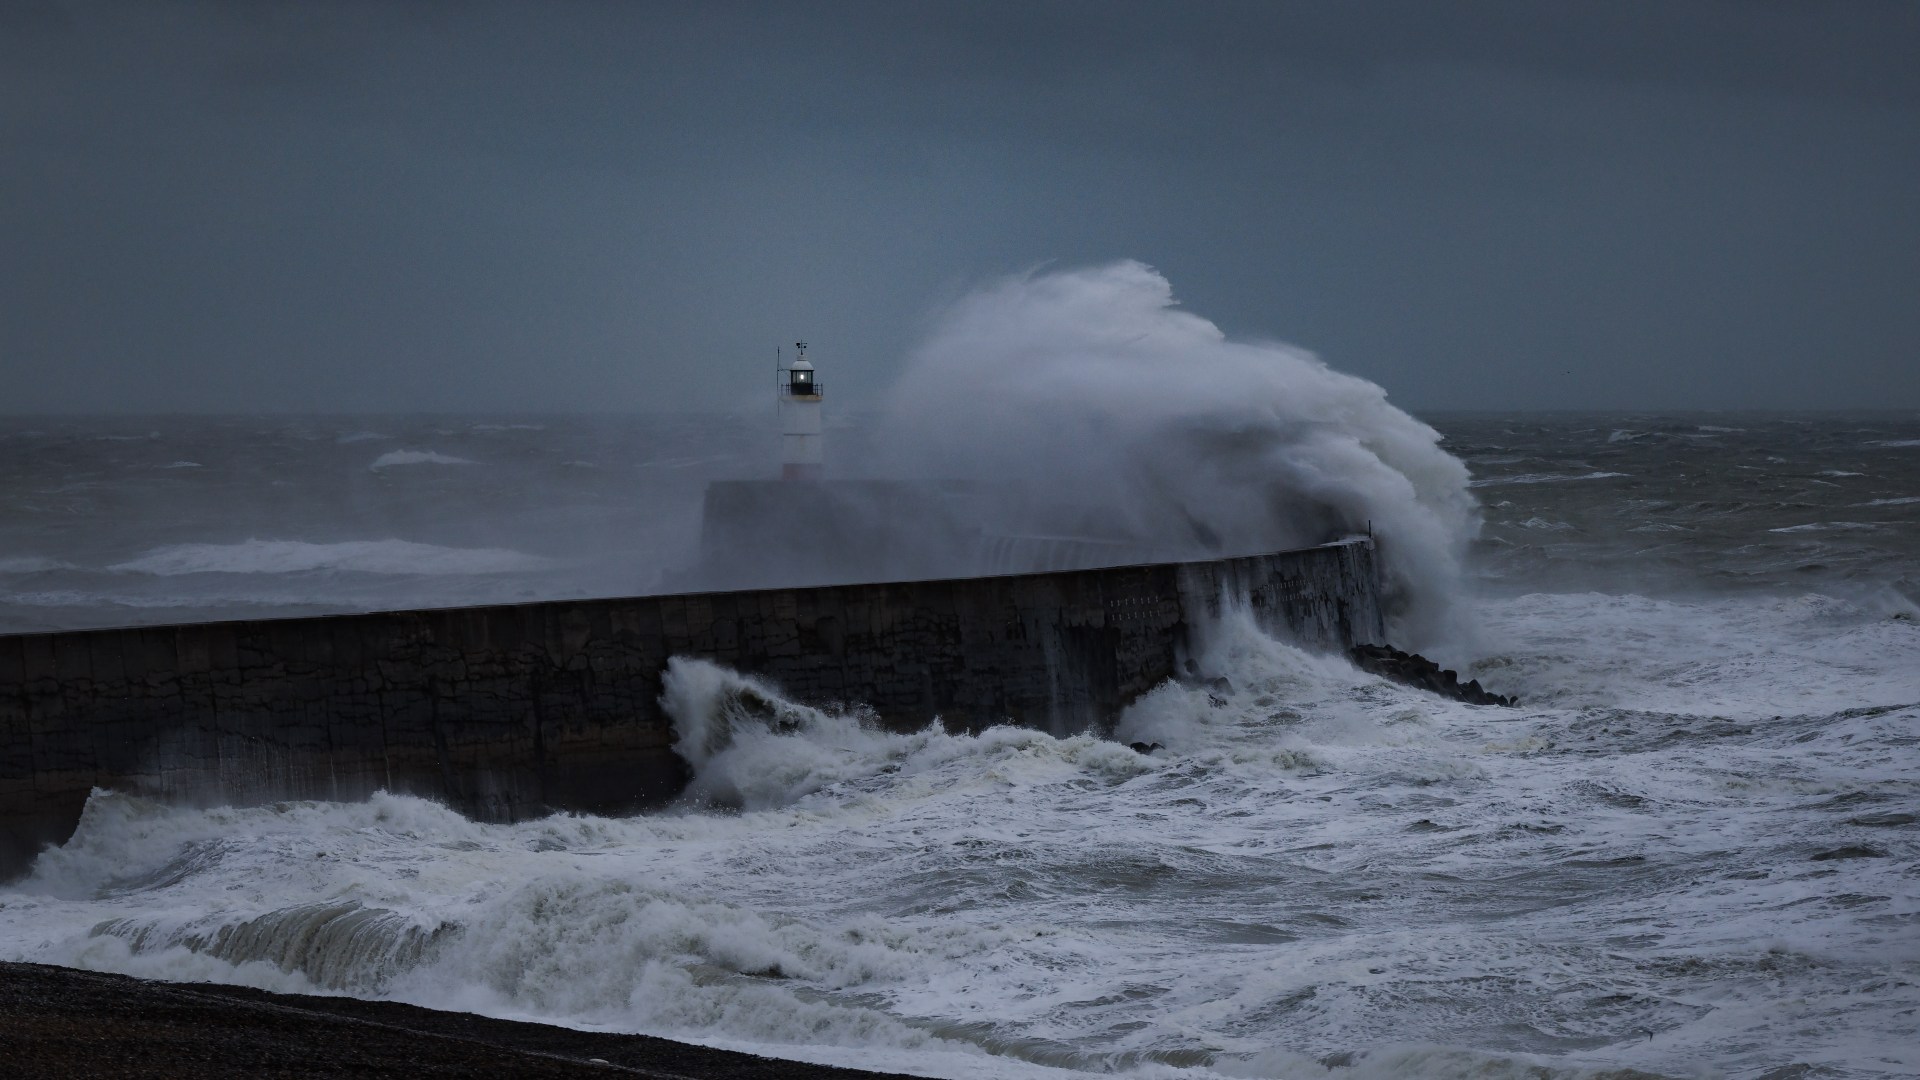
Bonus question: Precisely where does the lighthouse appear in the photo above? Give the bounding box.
[779,341,823,480]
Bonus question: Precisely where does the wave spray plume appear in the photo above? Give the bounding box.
[877,260,1479,649]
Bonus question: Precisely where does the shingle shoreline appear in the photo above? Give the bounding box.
[0,961,920,1079]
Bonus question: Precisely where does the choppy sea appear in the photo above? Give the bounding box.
[1,412,1916,1079]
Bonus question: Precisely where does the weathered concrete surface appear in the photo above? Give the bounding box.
[0,539,1383,877]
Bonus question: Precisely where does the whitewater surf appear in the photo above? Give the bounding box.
[1,266,1915,1078]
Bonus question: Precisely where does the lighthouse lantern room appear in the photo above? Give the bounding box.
[779,341,824,480]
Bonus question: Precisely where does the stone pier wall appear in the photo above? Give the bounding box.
[0,539,1383,877]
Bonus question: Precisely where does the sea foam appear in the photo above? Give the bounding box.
[3,588,1915,1078]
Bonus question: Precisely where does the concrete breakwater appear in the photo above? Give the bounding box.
[0,538,1384,878]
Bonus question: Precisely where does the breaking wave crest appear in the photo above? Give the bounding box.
[368,449,478,470]
[92,901,449,992]
[659,655,1150,810]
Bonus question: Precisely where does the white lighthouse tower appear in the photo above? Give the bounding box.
[779,341,823,480]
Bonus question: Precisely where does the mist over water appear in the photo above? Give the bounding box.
[877,262,1478,650]
[0,415,754,633]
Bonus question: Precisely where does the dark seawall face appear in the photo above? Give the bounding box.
[0,540,1383,877]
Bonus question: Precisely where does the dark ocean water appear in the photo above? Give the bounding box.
[0,412,1915,1080]
[0,414,759,633]
[1451,414,1920,600]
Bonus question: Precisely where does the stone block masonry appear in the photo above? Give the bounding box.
[0,539,1384,878]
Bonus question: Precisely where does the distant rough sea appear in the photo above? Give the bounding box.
[1,412,1916,1079]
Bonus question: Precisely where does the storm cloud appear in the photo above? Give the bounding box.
[4,0,1916,412]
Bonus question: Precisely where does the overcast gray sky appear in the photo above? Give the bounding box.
[4,0,1916,413]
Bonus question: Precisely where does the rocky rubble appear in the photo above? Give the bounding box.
[1348,644,1516,706]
